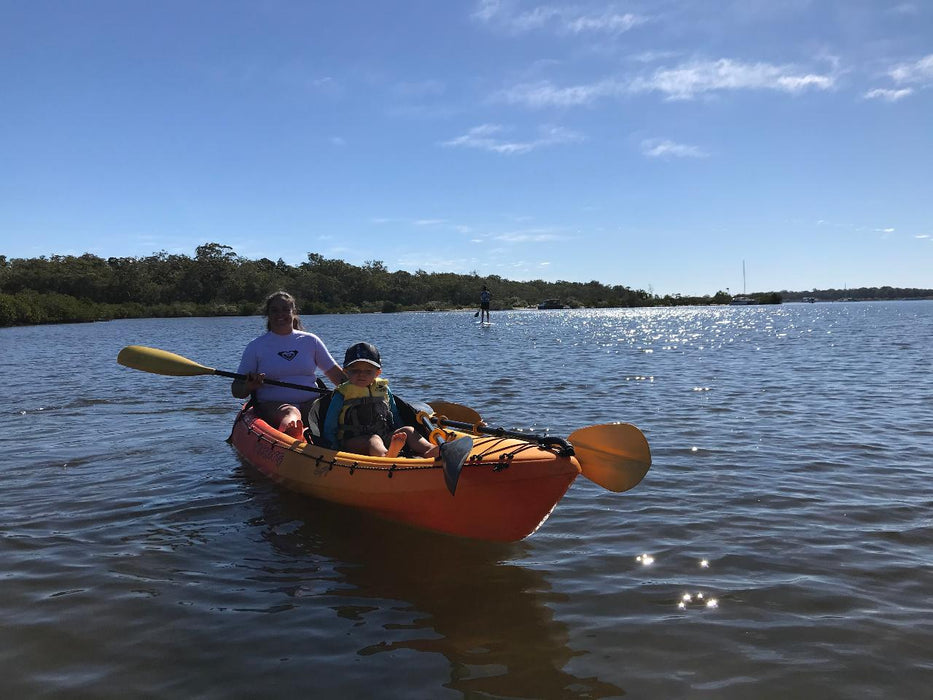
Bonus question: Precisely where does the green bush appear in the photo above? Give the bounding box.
[0,294,15,325]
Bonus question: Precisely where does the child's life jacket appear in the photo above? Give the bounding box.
[332,378,396,446]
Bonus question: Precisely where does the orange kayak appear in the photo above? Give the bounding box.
[230,406,581,541]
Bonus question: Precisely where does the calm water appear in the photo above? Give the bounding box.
[1,303,931,698]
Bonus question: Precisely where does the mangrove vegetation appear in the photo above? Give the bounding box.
[1,243,928,327]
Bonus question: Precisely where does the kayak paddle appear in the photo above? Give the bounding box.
[117,345,328,394]
[427,414,651,493]
[566,423,651,492]
[427,400,482,424]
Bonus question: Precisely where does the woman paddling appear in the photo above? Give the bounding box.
[232,291,347,438]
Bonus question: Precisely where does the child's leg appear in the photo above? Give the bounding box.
[385,430,408,458]
[404,427,440,458]
[342,434,388,456]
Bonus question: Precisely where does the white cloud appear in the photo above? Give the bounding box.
[641,138,709,159]
[472,0,647,35]
[414,219,447,226]
[630,59,835,100]
[861,54,931,102]
[538,124,585,143]
[630,50,681,64]
[465,227,570,248]
[776,74,834,91]
[471,0,501,23]
[863,87,913,102]
[442,124,532,154]
[497,58,834,108]
[496,79,622,107]
[394,254,468,273]
[508,5,561,31]
[494,228,566,243]
[889,54,933,85]
[566,11,644,34]
[441,123,583,154]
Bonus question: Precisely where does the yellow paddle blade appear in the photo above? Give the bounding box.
[117,345,216,377]
[568,423,652,493]
[428,401,483,424]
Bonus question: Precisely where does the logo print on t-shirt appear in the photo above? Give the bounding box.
[278,350,299,361]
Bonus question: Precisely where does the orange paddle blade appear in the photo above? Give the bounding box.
[569,423,651,492]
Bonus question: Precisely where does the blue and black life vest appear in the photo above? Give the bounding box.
[336,379,394,443]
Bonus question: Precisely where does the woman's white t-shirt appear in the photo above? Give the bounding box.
[236,330,339,404]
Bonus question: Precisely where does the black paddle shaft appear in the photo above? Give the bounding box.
[214,369,328,394]
[434,417,574,456]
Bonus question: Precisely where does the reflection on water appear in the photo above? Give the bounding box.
[241,466,626,699]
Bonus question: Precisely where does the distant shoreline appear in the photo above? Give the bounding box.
[2,246,931,327]
[4,297,933,331]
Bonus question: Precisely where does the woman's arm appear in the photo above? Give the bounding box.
[233,342,261,398]
[324,364,348,385]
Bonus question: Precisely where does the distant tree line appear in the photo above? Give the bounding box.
[0,243,657,326]
[3,242,923,327]
[779,287,933,302]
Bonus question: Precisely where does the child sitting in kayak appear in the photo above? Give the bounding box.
[322,342,439,458]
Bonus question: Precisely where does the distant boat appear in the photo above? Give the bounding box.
[802,297,816,303]
[730,260,756,305]
[537,299,566,310]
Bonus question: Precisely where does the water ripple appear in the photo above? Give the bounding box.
[1,304,932,697]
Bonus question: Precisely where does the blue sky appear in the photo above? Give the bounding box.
[2,1,931,296]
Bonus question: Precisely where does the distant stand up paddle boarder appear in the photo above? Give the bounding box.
[478,285,491,323]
